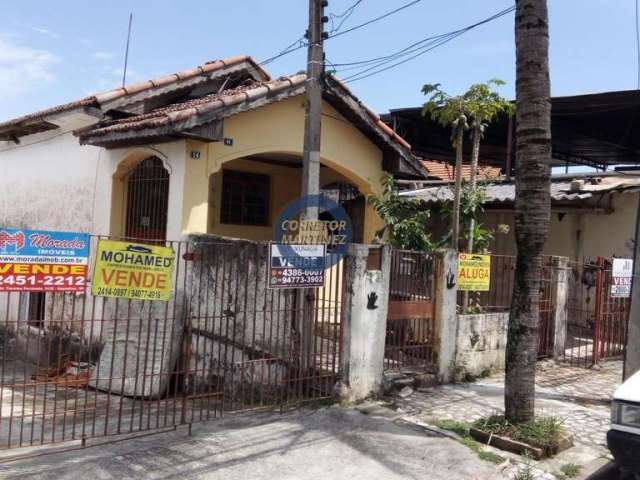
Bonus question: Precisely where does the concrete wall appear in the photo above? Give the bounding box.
[0,124,99,232]
[0,121,187,240]
[483,191,638,260]
[338,245,391,402]
[181,236,297,403]
[454,312,509,381]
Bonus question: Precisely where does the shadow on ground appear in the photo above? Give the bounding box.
[0,407,507,480]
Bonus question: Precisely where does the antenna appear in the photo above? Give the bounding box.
[122,13,133,87]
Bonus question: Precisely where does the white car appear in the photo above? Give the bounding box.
[608,369,640,479]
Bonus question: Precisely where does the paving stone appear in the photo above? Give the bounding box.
[393,359,623,459]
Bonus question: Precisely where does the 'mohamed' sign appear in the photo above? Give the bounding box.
[91,240,175,301]
[457,253,491,292]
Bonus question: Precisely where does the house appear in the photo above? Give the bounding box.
[384,89,640,261]
[0,55,425,245]
[401,173,640,261]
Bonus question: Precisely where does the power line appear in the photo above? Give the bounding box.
[328,0,423,39]
[329,0,364,34]
[328,4,514,71]
[333,5,515,83]
[259,37,307,67]
[257,0,425,69]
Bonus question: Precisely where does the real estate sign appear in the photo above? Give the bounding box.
[91,240,175,301]
[268,243,325,289]
[611,257,633,298]
[0,228,89,292]
[457,253,491,292]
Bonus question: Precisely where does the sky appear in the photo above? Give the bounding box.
[0,0,638,122]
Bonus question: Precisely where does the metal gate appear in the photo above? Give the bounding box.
[537,257,556,358]
[563,257,630,367]
[0,237,343,449]
[384,249,438,372]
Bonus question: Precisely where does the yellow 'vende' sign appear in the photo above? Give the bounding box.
[91,240,175,301]
[458,253,491,291]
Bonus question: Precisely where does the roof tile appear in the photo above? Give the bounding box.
[421,159,503,181]
[124,81,154,95]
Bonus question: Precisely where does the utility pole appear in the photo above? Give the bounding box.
[298,0,327,375]
[301,0,327,220]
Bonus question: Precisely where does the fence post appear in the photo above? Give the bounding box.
[551,256,569,359]
[337,244,391,402]
[434,249,458,383]
[592,256,606,366]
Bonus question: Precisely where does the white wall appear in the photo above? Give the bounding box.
[482,191,638,260]
[0,119,100,232]
[0,114,186,240]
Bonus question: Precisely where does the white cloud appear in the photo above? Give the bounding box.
[28,25,59,38]
[14,22,60,39]
[0,37,60,99]
[92,51,115,61]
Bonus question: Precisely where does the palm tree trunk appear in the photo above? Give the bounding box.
[505,0,552,424]
[451,117,466,250]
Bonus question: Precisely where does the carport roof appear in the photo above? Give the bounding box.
[385,89,640,170]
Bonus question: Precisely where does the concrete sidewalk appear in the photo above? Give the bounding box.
[0,407,507,480]
[389,360,624,479]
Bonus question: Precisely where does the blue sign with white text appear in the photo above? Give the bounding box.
[0,228,90,265]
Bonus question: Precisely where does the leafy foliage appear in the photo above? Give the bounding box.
[464,79,513,132]
[422,79,512,146]
[367,174,439,251]
[368,175,507,254]
[432,419,507,465]
[473,414,564,456]
[438,181,501,254]
[558,463,582,479]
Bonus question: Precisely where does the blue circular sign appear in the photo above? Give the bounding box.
[274,194,353,268]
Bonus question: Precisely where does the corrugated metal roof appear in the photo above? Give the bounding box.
[401,181,600,203]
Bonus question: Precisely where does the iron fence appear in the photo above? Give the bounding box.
[0,236,343,449]
[563,258,631,367]
[384,249,439,372]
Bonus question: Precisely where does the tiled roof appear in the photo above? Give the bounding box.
[327,77,411,150]
[80,75,307,138]
[421,159,503,181]
[0,55,268,131]
[79,73,416,157]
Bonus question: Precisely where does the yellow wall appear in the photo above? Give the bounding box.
[482,192,638,260]
[181,95,386,242]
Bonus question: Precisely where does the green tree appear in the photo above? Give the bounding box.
[505,0,552,424]
[422,81,512,251]
[367,174,438,251]
[422,84,468,250]
[462,80,513,253]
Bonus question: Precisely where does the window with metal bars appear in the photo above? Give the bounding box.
[124,157,170,241]
[220,170,270,226]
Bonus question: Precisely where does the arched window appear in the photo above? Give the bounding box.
[124,157,169,241]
